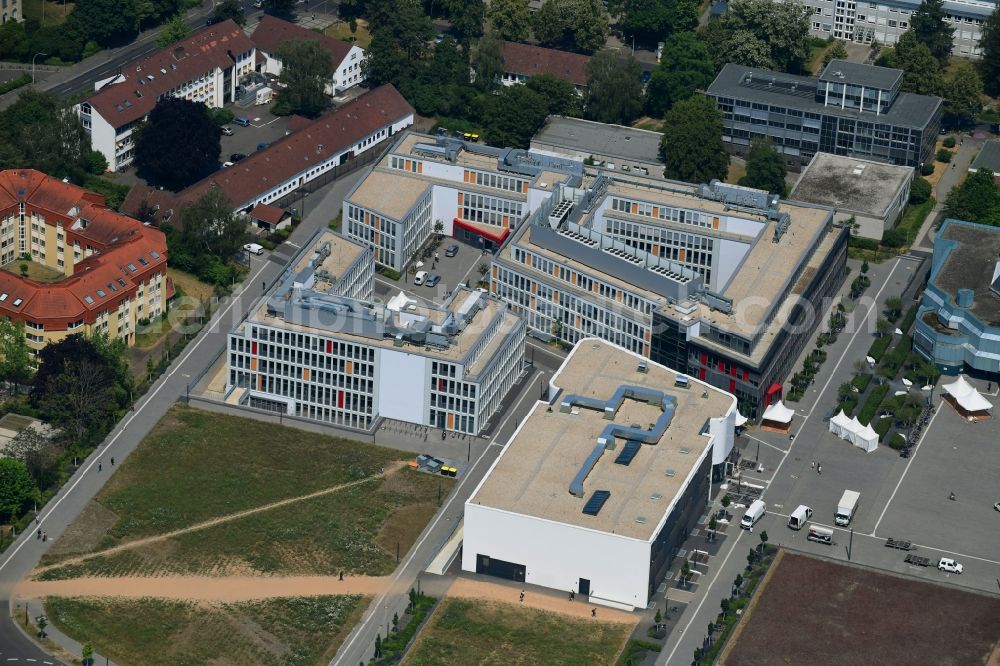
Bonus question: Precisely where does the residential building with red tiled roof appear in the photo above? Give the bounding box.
[123,84,415,225]
[75,20,256,172]
[0,170,169,352]
[248,203,289,232]
[251,15,366,95]
[499,41,590,91]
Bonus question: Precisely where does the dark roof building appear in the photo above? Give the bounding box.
[707,60,943,170]
[969,140,1000,179]
[499,42,590,89]
[250,15,352,64]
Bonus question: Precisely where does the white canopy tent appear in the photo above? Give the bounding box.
[735,411,748,427]
[762,400,795,424]
[944,375,993,417]
[828,410,878,452]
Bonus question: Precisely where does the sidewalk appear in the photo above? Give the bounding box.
[913,138,981,251]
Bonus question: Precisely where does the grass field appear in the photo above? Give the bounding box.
[404,599,632,666]
[45,595,366,666]
[22,0,74,27]
[168,268,216,303]
[324,19,372,48]
[38,406,451,575]
[722,552,1000,665]
[2,260,63,282]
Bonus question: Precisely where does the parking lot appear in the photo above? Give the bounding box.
[219,104,294,167]
[374,240,491,305]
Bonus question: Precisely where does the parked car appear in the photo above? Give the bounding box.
[425,273,440,287]
[234,116,251,127]
[221,126,234,136]
[230,153,247,162]
[414,270,428,285]
[222,161,234,168]
[257,142,269,151]
[938,557,963,574]
[243,243,264,256]
[994,501,1000,512]
[445,244,459,257]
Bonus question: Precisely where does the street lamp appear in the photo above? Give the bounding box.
[32,53,48,84]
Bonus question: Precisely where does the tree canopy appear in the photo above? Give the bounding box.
[487,0,531,41]
[910,0,954,64]
[526,75,583,117]
[408,36,475,117]
[878,30,944,96]
[69,0,141,47]
[0,458,36,523]
[714,0,812,73]
[0,320,32,389]
[264,0,295,17]
[660,95,729,184]
[473,31,504,92]
[645,32,714,117]
[168,189,249,285]
[943,168,1000,226]
[134,98,221,191]
[584,50,644,125]
[944,61,984,128]
[617,0,699,48]
[482,84,550,148]
[532,0,609,54]
[155,14,190,48]
[363,0,435,87]
[980,5,1000,96]
[214,0,247,25]
[277,39,335,117]
[442,0,485,42]
[739,138,787,196]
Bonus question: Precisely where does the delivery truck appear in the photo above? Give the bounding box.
[835,490,860,526]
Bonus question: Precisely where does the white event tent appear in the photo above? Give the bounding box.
[828,410,878,452]
[942,376,992,419]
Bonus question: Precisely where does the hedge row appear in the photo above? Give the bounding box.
[851,373,873,393]
[874,416,892,441]
[857,383,889,425]
[879,334,913,378]
[868,335,893,362]
[900,304,918,334]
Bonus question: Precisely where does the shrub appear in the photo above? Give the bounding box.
[920,163,935,176]
[900,305,917,333]
[888,432,907,450]
[207,107,235,126]
[909,177,932,204]
[838,394,859,416]
[857,383,889,424]
[874,416,892,440]
[852,373,873,393]
[879,334,912,378]
[881,227,907,248]
[0,74,30,96]
[935,148,952,163]
[942,136,956,148]
[380,267,401,280]
[848,236,879,251]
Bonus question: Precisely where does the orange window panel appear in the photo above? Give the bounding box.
[257,375,262,390]
[346,360,353,375]
[553,290,559,302]
[503,215,509,228]
[404,159,411,171]
[652,207,659,218]
[417,162,423,174]
[250,358,257,371]
[303,368,310,381]
[713,216,720,230]
[679,248,686,262]
[631,202,638,215]
[492,265,498,277]
[447,413,455,429]
[651,244,660,256]
[531,296,536,309]
[457,192,464,206]
[531,282,537,294]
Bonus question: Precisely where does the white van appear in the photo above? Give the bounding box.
[787,504,813,530]
[740,499,766,530]
[243,243,264,256]
[807,525,833,544]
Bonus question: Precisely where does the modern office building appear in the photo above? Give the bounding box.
[463,339,738,610]
[707,60,943,170]
[498,41,590,91]
[0,169,169,352]
[530,115,665,178]
[789,152,913,239]
[226,230,526,433]
[123,85,414,225]
[76,20,256,172]
[251,15,366,95]
[914,219,1000,376]
[795,0,989,57]
[342,132,583,271]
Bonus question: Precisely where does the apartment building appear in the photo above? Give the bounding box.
[707,60,943,170]
[342,132,583,271]
[0,169,169,352]
[124,85,414,225]
[1,0,20,23]
[251,15,366,95]
[464,339,737,610]
[76,20,256,172]
[796,0,990,57]
[498,41,590,91]
[227,230,525,434]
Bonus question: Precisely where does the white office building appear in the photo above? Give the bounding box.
[251,15,366,95]
[463,339,738,610]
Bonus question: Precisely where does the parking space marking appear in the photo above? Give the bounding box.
[871,403,942,534]
[743,434,787,454]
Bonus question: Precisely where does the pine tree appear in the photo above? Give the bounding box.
[910,0,954,64]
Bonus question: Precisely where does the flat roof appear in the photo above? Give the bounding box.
[933,220,1000,327]
[819,60,902,90]
[288,229,364,283]
[790,153,913,219]
[531,116,663,165]
[708,64,942,130]
[469,340,735,540]
[347,169,431,219]
[970,140,1000,173]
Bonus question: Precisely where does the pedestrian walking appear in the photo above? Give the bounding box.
[570,590,575,601]
[111,457,115,466]
[519,590,525,603]
[810,461,815,470]
[591,608,597,617]
[339,571,344,581]
[36,529,41,540]
[817,464,822,474]
[98,461,102,472]
[42,532,47,542]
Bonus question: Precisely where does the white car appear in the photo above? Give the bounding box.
[938,557,963,574]
[243,243,264,256]
[414,270,428,286]
[994,501,1000,512]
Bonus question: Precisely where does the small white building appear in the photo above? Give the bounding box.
[76,20,256,172]
[251,15,365,95]
[789,153,914,240]
[463,339,737,610]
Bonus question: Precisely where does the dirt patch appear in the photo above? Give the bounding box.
[44,501,119,561]
[444,577,637,624]
[722,552,1000,666]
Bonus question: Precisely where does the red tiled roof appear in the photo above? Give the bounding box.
[500,41,590,87]
[251,15,352,65]
[84,20,254,129]
[0,170,168,329]
[123,84,414,221]
[249,203,287,225]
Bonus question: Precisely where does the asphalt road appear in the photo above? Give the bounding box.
[0,170,365,663]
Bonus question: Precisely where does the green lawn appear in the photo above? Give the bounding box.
[324,19,372,48]
[39,405,450,575]
[405,599,632,666]
[2,260,63,282]
[45,595,365,666]
[22,0,74,27]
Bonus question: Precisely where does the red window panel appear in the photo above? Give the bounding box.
[337,391,344,408]
[251,341,257,355]
[326,340,332,353]
[730,365,737,377]
[438,378,445,391]
[729,379,736,393]
[700,352,707,366]
[743,369,750,381]
[699,368,706,381]
[717,359,724,371]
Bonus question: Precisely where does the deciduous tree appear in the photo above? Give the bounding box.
[526,75,583,117]
[134,98,221,191]
[980,5,1000,96]
[176,189,249,269]
[584,50,644,125]
[944,168,1000,225]
[532,0,609,54]
[739,138,787,196]
[0,320,31,390]
[482,84,549,148]
[487,0,530,41]
[645,32,714,117]
[213,0,246,26]
[278,39,334,117]
[69,0,140,47]
[443,0,485,41]
[944,61,984,128]
[910,0,954,64]
[264,0,295,17]
[155,14,190,48]
[363,0,435,86]
[472,31,504,92]
[823,40,849,66]
[701,20,773,70]
[619,0,698,48]
[659,96,729,184]
[878,31,944,97]
[0,458,35,523]
[721,0,812,73]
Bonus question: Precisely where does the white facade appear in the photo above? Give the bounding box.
[796,0,989,57]
[258,43,366,94]
[1,0,21,23]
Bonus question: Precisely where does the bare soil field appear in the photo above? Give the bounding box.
[723,552,1000,666]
